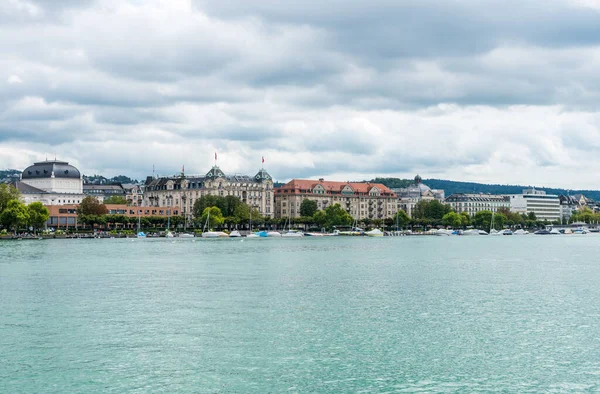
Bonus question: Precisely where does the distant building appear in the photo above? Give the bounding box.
[123,184,144,207]
[15,160,84,205]
[143,165,274,221]
[83,184,126,202]
[274,179,397,220]
[445,193,510,216]
[508,189,560,222]
[393,175,445,217]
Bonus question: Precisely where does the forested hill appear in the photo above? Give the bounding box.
[371,178,600,201]
[0,169,21,182]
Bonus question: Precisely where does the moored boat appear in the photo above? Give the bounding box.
[229,230,242,237]
[365,228,384,237]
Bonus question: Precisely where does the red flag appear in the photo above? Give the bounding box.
[262,156,264,164]
[215,152,217,161]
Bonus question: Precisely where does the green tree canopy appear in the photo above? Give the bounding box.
[393,210,411,228]
[324,203,354,229]
[27,202,50,233]
[0,184,21,213]
[104,195,127,204]
[473,210,507,230]
[300,199,318,217]
[460,211,472,226]
[78,196,108,216]
[442,211,464,228]
[413,200,453,220]
[1,200,29,233]
[200,206,225,229]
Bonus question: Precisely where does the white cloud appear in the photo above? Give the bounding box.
[7,75,23,84]
[1,0,600,190]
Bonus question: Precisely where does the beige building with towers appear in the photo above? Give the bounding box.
[143,165,274,221]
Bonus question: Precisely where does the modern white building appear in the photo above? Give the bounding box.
[508,189,560,222]
[445,193,510,216]
[14,160,85,205]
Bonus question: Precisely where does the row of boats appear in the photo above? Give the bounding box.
[136,227,386,239]
[435,227,593,236]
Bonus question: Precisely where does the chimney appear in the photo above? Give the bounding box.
[319,178,324,182]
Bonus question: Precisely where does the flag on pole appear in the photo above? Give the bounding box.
[215,152,217,161]
[182,165,185,173]
[262,156,264,164]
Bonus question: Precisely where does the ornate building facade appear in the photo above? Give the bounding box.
[393,175,445,217]
[143,166,274,220]
[445,193,511,216]
[274,179,398,220]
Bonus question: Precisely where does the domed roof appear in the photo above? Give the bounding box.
[254,168,272,182]
[412,174,431,194]
[22,160,81,180]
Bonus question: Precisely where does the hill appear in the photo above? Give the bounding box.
[372,178,600,201]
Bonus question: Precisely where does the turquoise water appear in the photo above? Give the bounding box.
[2,236,600,393]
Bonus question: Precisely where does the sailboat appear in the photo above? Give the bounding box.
[201,209,228,238]
[136,213,146,238]
[489,211,500,235]
[282,217,304,237]
[246,205,260,238]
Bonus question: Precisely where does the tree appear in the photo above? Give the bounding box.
[0,200,29,234]
[78,196,108,216]
[393,210,411,228]
[104,195,127,204]
[473,210,507,230]
[460,212,471,226]
[200,206,224,229]
[300,199,318,217]
[324,203,353,229]
[27,202,50,233]
[0,184,21,214]
[412,200,452,221]
[193,195,225,218]
[313,210,327,228]
[527,212,537,221]
[442,212,464,228]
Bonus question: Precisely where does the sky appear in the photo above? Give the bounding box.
[2,0,600,188]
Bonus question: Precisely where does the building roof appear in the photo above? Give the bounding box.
[83,184,125,191]
[12,181,48,194]
[446,193,509,202]
[22,160,81,180]
[277,179,396,196]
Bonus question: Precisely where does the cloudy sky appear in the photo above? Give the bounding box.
[2,0,600,187]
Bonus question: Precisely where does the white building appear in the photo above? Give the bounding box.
[445,193,510,216]
[15,160,85,205]
[508,189,560,222]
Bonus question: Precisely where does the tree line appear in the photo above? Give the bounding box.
[0,184,50,234]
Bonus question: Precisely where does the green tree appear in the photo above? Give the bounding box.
[393,210,411,228]
[27,202,50,233]
[300,199,318,217]
[413,200,452,220]
[104,195,127,204]
[324,203,353,229]
[200,206,224,229]
[0,183,21,214]
[442,211,464,228]
[193,195,225,218]
[313,210,327,228]
[460,211,471,226]
[78,196,108,216]
[527,212,537,221]
[0,200,29,234]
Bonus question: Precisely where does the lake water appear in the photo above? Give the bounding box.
[2,236,600,393]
